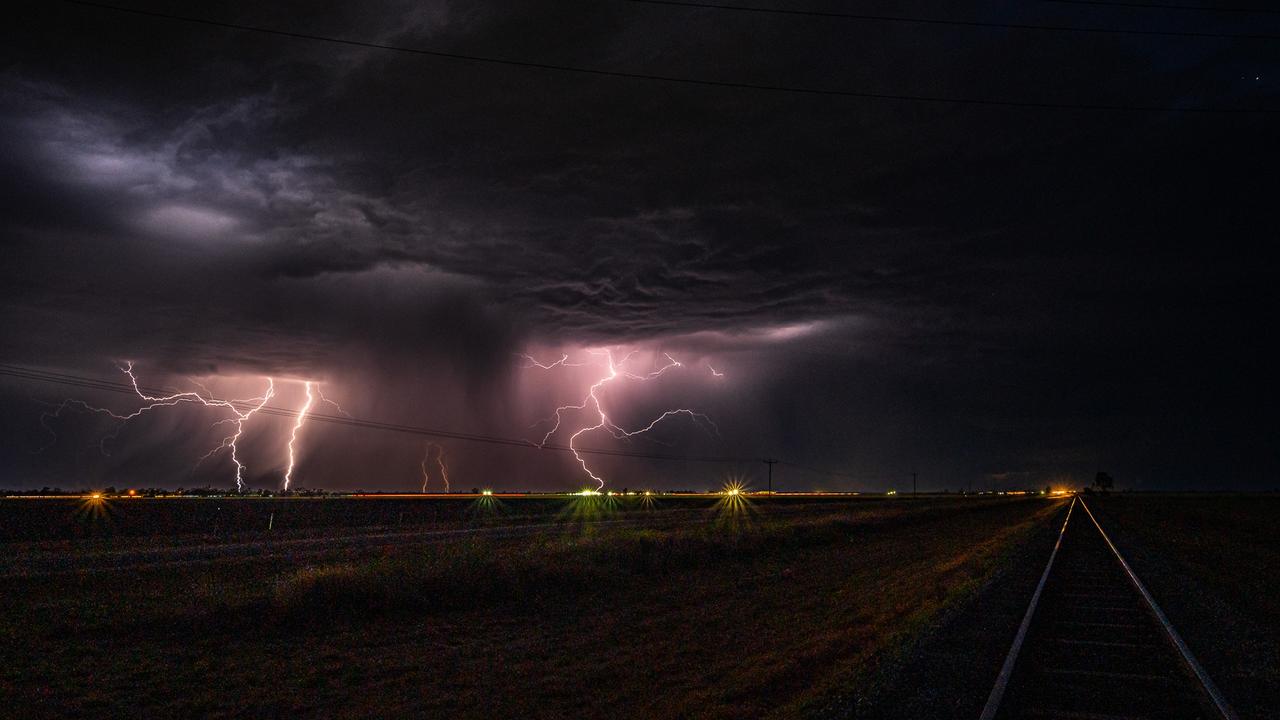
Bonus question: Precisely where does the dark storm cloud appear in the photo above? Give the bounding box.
[2,1,1278,490]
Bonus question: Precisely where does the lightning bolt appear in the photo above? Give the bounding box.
[38,362,255,440]
[314,386,352,417]
[40,362,276,485]
[517,353,585,369]
[191,381,279,490]
[707,363,725,377]
[130,365,276,492]
[37,362,340,492]
[276,382,351,490]
[282,381,314,491]
[225,379,274,491]
[527,349,717,490]
[420,442,450,493]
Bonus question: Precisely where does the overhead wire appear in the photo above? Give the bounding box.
[1037,0,1280,15]
[0,364,753,464]
[52,0,1275,113]
[622,0,1280,41]
[1,363,911,485]
[777,460,902,485]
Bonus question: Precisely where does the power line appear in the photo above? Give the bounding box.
[776,460,904,485]
[763,457,778,492]
[1038,0,1280,15]
[0,364,753,464]
[0,365,737,461]
[3,363,902,489]
[623,0,1280,42]
[55,0,1273,113]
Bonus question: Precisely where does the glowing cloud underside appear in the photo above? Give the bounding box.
[524,349,720,490]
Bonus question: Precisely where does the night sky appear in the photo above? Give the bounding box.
[2,1,1277,492]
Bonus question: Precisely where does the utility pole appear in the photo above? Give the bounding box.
[912,471,918,499]
[763,458,778,494]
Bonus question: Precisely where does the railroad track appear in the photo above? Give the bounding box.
[980,496,1236,719]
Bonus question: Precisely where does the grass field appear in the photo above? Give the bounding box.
[0,493,879,543]
[0,495,1060,719]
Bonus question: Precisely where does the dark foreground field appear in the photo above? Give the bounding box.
[5,494,1272,719]
[1,495,1061,719]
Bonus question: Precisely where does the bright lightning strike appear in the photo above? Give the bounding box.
[225,380,274,491]
[40,361,258,437]
[526,349,718,490]
[122,362,277,492]
[282,381,314,491]
[41,362,277,492]
[41,362,339,492]
[314,386,352,417]
[518,353,585,370]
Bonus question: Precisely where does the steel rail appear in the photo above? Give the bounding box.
[1077,496,1239,720]
[978,496,1076,719]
